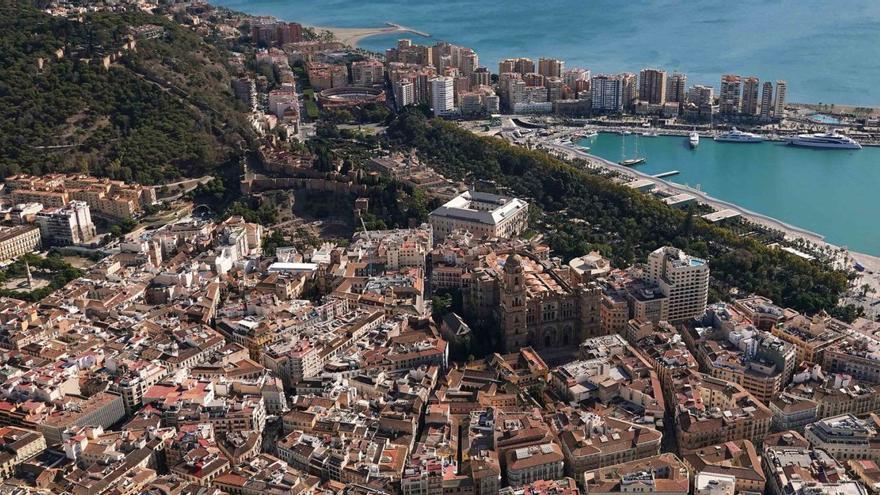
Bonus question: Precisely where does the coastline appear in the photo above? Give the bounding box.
[306,22,429,48]
[547,139,880,296]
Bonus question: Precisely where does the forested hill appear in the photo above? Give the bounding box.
[0,4,254,184]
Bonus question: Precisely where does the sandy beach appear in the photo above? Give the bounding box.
[308,23,429,48]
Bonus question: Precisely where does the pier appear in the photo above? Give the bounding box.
[385,22,430,37]
[653,170,680,178]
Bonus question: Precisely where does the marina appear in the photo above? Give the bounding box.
[579,132,880,255]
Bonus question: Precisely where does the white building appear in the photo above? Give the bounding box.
[645,247,709,322]
[804,414,880,462]
[428,190,529,242]
[35,200,96,246]
[430,76,455,116]
[694,473,735,495]
[395,79,415,108]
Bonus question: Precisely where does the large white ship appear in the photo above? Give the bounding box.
[688,130,700,148]
[788,130,861,149]
[714,127,764,143]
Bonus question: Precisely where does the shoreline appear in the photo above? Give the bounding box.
[306,22,429,48]
[546,139,880,297]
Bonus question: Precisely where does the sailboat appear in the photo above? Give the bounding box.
[619,134,647,166]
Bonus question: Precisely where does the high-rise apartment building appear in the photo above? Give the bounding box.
[590,74,624,113]
[499,58,535,75]
[760,81,774,119]
[460,49,479,76]
[562,68,590,88]
[471,67,491,87]
[774,80,787,117]
[720,74,742,115]
[621,73,638,111]
[638,68,667,105]
[667,71,688,103]
[394,79,415,108]
[430,76,455,116]
[35,200,96,246]
[645,246,709,322]
[741,76,760,116]
[538,58,565,78]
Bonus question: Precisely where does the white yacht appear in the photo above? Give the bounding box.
[583,130,598,139]
[714,127,764,143]
[788,130,862,149]
[688,130,700,148]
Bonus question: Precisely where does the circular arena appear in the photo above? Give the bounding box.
[318,86,386,108]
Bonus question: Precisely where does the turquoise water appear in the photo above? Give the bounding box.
[581,133,880,254]
[213,0,880,105]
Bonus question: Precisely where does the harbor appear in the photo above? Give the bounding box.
[572,132,880,256]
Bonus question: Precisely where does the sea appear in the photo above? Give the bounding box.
[213,0,880,254]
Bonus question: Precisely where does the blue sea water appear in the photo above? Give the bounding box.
[213,0,880,106]
[582,133,880,255]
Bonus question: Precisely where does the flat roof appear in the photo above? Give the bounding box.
[702,209,741,222]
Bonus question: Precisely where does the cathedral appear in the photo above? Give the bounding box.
[487,252,602,352]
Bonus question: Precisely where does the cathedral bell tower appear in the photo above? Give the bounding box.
[500,253,528,352]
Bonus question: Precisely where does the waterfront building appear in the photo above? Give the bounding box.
[741,76,760,116]
[638,68,667,105]
[538,58,565,78]
[429,190,529,241]
[645,247,709,322]
[34,200,96,246]
[774,80,788,116]
[667,71,688,103]
[430,76,455,116]
[719,74,742,115]
[621,72,638,111]
[760,81,774,119]
[590,74,624,113]
[686,84,715,120]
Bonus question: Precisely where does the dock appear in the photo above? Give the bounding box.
[385,22,430,37]
[653,170,680,178]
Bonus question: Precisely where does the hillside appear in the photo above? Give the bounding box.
[0,4,253,184]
